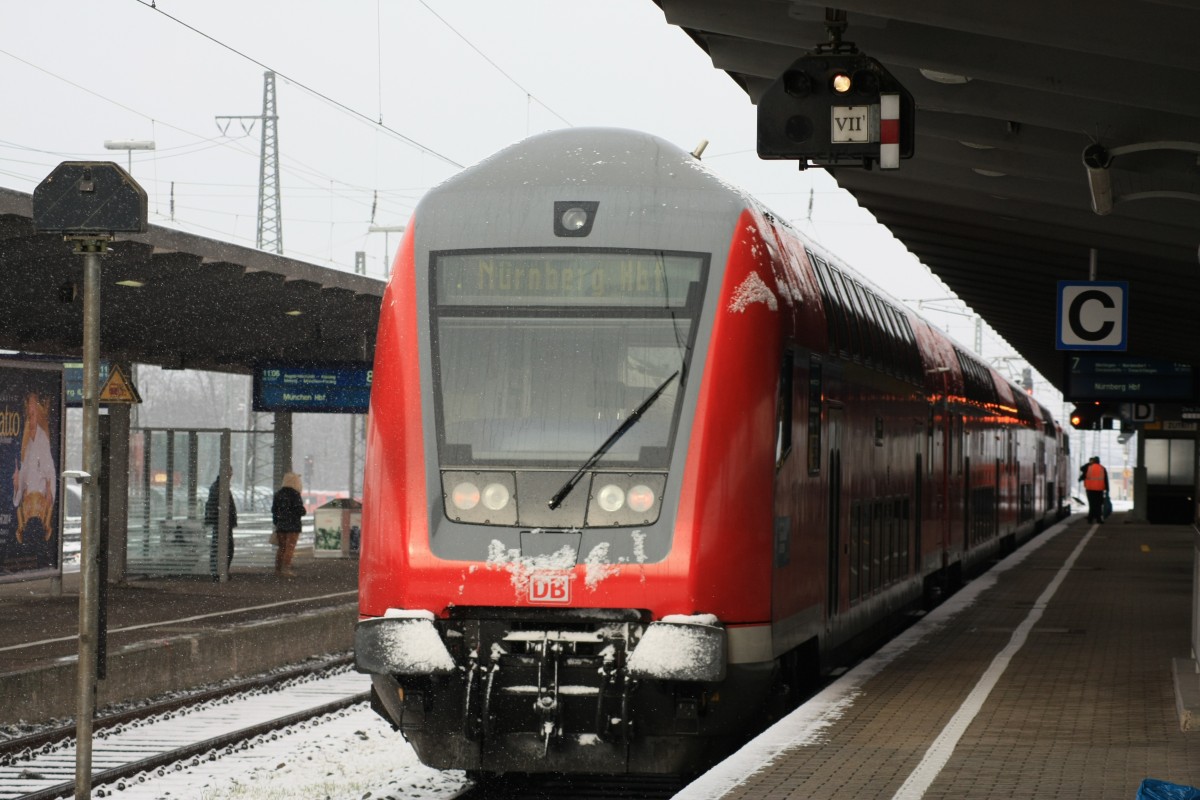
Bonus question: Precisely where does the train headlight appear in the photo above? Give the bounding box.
[442,471,518,525]
[451,482,480,510]
[596,484,625,513]
[482,482,510,511]
[586,473,666,527]
[627,484,655,514]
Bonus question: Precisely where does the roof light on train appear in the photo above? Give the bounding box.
[481,482,510,512]
[561,206,589,232]
[596,484,625,513]
[627,484,655,514]
[450,482,480,511]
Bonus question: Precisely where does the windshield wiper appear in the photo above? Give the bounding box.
[546,369,680,511]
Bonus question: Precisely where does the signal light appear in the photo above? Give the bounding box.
[783,69,813,98]
[758,52,915,169]
[1069,402,1122,430]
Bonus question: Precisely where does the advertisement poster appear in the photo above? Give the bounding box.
[0,363,64,580]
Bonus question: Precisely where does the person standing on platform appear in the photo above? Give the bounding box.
[1081,456,1110,524]
[271,472,305,579]
[205,466,238,576]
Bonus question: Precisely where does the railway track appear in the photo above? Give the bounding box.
[0,657,368,800]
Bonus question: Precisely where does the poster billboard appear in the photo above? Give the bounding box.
[0,362,64,581]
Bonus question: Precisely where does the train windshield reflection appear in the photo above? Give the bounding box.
[430,250,708,468]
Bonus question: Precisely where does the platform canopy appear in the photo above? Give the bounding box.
[655,0,1200,391]
[0,186,383,374]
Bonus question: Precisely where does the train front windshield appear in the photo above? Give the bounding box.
[430,250,708,469]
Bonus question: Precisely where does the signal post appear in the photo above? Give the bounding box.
[32,162,146,799]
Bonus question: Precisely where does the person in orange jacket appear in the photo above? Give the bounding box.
[1081,456,1110,524]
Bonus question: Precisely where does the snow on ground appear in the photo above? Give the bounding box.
[97,705,469,800]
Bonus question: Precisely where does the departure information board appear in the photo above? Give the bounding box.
[64,361,109,407]
[1065,354,1195,402]
[253,363,372,413]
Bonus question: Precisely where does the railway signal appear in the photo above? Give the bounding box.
[33,160,147,800]
[1070,402,1120,429]
[757,51,915,170]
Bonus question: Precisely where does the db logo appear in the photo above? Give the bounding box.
[529,574,571,604]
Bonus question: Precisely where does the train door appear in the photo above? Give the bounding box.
[826,407,843,621]
[948,412,964,549]
[931,404,949,557]
[913,451,923,574]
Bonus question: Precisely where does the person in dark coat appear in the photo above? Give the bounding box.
[271,471,306,578]
[205,468,238,575]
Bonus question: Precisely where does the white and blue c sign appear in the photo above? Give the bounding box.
[1056,281,1128,350]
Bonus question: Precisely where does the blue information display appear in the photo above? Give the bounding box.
[253,363,372,414]
[64,362,110,408]
[1066,354,1195,402]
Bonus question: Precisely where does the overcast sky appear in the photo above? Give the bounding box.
[2,0,1048,390]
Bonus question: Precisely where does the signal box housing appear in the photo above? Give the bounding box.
[757,53,915,169]
[32,161,147,235]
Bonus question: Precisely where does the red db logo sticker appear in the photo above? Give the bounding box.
[529,574,571,604]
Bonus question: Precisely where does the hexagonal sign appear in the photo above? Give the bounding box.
[32,161,147,234]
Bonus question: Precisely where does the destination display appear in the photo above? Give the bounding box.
[253,363,372,414]
[63,362,110,408]
[435,251,705,307]
[1065,354,1195,402]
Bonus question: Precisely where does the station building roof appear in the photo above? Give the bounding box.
[656,0,1200,391]
[0,186,383,374]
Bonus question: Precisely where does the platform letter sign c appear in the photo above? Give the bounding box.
[1056,281,1128,351]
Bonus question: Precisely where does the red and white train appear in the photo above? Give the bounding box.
[355,127,1069,776]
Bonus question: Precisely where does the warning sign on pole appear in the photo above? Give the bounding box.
[98,364,141,404]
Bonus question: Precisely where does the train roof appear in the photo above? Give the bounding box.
[420,127,1057,429]
[436,127,734,191]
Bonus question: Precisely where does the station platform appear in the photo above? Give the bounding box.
[0,552,358,727]
[679,513,1200,800]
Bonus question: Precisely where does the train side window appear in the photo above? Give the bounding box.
[811,256,848,356]
[894,310,922,383]
[830,270,864,360]
[844,278,876,367]
[873,295,903,377]
[858,287,889,372]
[807,354,822,475]
[776,350,795,469]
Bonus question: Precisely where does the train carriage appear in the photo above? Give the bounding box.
[354,127,1066,776]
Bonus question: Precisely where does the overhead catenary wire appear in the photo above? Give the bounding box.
[129,0,464,169]
[417,0,572,128]
[4,3,564,268]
